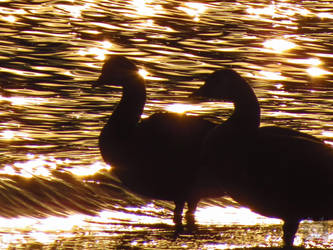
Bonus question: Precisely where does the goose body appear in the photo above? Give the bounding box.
[193,69,333,247]
[94,55,215,229]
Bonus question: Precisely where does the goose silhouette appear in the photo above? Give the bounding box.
[94,55,216,231]
[192,69,333,248]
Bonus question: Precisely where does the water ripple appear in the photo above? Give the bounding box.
[0,0,332,248]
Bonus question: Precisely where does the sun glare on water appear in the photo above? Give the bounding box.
[263,39,296,53]
[196,206,281,226]
[0,96,45,106]
[138,68,150,79]
[131,0,164,16]
[68,161,111,177]
[78,40,114,60]
[178,2,207,21]
[165,103,203,114]
[0,154,110,178]
[306,67,331,77]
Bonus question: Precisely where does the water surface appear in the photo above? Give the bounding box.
[0,0,332,249]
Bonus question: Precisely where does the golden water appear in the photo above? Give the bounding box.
[0,0,332,249]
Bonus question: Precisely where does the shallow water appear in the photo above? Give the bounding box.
[0,0,332,249]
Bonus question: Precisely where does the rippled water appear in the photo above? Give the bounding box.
[0,0,332,249]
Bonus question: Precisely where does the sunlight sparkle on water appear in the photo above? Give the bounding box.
[56,3,93,18]
[0,96,45,106]
[0,154,66,178]
[318,12,333,19]
[0,7,25,15]
[78,40,114,60]
[131,0,163,16]
[78,47,109,60]
[0,6,27,23]
[0,130,31,141]
[0,154,111,178]
[1,15,15,23]
[322,131,333,138]
[100,40,113,49]
[165,103,203,114]
[307,67,331,77]
[138,68,150,79]
[246,3,311,18]
[69,161,111,177]
[0,214,91,245]
[251,71,286,81]
[196,206,281,226]
[0,207,170,247]
[1,130,14,140]
[96,204,171,225]
[178,2,207,21]
[263,39,296,53]
[287,58,322,66]
[247,5,276,16]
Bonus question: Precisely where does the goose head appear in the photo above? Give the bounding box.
[192,69,251,103]
[94,55,139,86]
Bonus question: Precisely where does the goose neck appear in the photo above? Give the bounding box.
[107,73,146,132]
[227,92,260,130]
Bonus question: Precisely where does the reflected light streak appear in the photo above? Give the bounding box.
[298,8,311,17]
[263,39,296,53]
[136,19,156,29]
[247,5,275,16]
[287,58,322,66]
[275,83,283,89]
[0,130,31,141]
[318,13,333,19]
[0,154,65,178]
[0,67,49,77]
[252,71,286,81]
[137,69,163,81]
[100,40,113,49]
[97,206,171,225]
[0,155,111,178]
[178,2,207,21]
[78,40,114,60]
[131,0,163,16]
[0,207,170,245]
[34,215,89,232]
[0,96,45,106]
[165,103,203,114]
[307,67,331,77]
[322,131,333,138]
[246,4,311,18]
[1,15,16,23]
[203,243,241,250]
[138,68,149,79]
[196,206,281,226]
[56,3,92,18]
[0,7,26,15]
[1,130,14,140]
[78,47,109,60]
[0,215,90,239]
[69,161,111,177]
[28,232,54,244]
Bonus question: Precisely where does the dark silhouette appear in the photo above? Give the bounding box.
[94,55,215,231]
[192,69,333,248]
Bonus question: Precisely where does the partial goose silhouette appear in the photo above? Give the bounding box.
[94,55,215,231]
[192,69,333,248]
